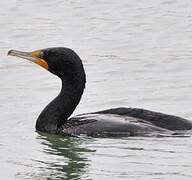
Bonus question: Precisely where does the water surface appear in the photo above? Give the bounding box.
[1,0,192,179]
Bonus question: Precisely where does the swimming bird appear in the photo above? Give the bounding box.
[8,47,192,137]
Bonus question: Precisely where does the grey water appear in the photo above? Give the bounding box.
[1,0,192,179]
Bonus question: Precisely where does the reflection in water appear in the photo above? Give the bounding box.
[36,133,94,180]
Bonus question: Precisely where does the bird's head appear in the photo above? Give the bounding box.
[8,47,85,79]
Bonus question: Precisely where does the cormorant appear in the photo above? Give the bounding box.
[8,47,192,137]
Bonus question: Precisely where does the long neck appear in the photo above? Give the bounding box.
[36,74,85,133]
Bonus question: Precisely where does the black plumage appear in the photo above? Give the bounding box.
[9,47,192,137]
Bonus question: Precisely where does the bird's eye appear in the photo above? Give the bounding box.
[39,51,44,59]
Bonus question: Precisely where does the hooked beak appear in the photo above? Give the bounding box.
[8,49,48,70]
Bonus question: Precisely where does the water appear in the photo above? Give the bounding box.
[0,0,192,179]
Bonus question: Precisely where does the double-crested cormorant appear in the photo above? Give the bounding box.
[8,47,192,137]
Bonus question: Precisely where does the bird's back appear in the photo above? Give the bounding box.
[57,107,192,137]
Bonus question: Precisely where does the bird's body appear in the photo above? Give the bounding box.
[8,47,192,137]
[58,107,192,137]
